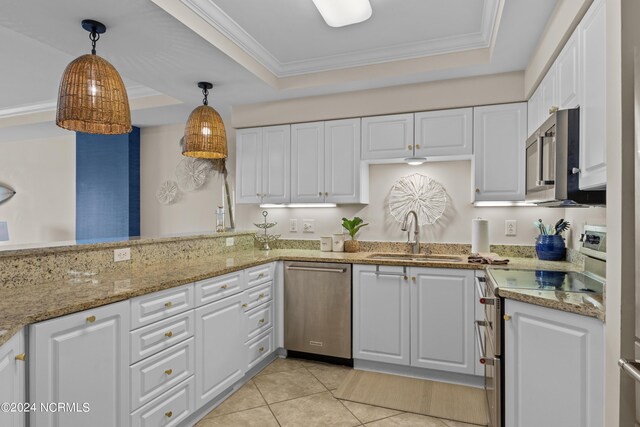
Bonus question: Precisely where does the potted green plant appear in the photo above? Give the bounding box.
[342,216,369,253]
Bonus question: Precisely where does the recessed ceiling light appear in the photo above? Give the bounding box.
[404,156,427,166]
[312,0,372,27]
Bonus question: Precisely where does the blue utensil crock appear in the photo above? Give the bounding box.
[535,235,566,261]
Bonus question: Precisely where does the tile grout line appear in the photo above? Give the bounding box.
[253,378,283,427]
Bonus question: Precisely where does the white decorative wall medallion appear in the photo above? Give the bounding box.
[156,180,179,205]
[389,173,447,225]
[175,158,212,191]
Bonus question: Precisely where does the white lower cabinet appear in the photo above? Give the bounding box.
[30,301,130,427]
[247,328,274,371]
[411,268,475,374]
[195,293,246,409]
[130,376,195,427]
[504,299,604,427]
[0,329,25,427]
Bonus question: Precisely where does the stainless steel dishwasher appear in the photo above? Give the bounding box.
[284,261,352,359]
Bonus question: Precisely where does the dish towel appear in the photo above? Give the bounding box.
[468,252,510,265]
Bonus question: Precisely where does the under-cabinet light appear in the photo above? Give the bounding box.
[473,201,537,207]
[260,203,337,208]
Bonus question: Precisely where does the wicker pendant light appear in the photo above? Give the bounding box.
[183,82,227,159]
[56,19,132,135]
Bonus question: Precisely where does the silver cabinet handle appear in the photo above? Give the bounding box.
[474,320,494,366]
[619,359,640,383]
[475,276,495,305]
[286,266,346,273]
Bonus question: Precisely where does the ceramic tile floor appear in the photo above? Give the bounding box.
[195,358,484,427]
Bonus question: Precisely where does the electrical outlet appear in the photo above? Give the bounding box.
[505,220,517,236]
[289,219,298,232]
[114,248,131,262]
[226,237,234,246]
[303,219,315,233]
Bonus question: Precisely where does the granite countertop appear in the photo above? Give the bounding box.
[0,249,585,347]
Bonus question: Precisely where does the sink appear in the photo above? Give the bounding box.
[366,253,464,263]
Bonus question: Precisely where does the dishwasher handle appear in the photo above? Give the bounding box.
[619,359,640,383]
[286,266,346,273]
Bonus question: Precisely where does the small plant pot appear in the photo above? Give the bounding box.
[535,235,566,261]
[344,240,360,253]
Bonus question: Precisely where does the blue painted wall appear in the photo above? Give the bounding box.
[76,127,140,242]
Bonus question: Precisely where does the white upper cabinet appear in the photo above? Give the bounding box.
[473,103,527,202]
[415,108,473,157]
[291,122,325,203]
[262,125,291,204]
[579,0,607,190]
[0,330,25,427]
[556,30,581,109]
[30,301,130,427]
[325,118,368,204]
[410,268,475,374]
[236,128,263,204]
[504,300,604,427]
[527,88,541,138]
[361,114,414,160]
[237,126,291,204]
[539,63,558,120]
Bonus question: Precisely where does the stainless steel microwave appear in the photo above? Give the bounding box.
[525,108,606,207]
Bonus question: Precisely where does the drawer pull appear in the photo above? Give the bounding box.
[220,284,228,290]
[86,315,96,323]
[408,144,413,150]
[15,353,26,362]
[259,346,265,352]
[258,273,265,278]
[165,331,173,338]
[415,144,421,149]
[259,319,265,324]
[164,369,173,375]
[258,293,265,299]
[165,301,173,308]
[165,411,173,418]
[503,314,512,321]
[242,303,248,308]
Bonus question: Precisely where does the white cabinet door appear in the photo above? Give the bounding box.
[504,300,604,427]
[415,108,473,157]
[195,293,245,409]
[325,118,366,204]
[262,125,290,204]
[539,63,558,121]
[527,87,541,137]
[473,103,527,201]
[410,268,475,374]
[30,301,129,427]
[353,265,410,365]
[361,114,414,160]
[579,0,607,190]
[557,30,581,109]
[236,128,263,204]
[0,330,25,427]
[291,122,325,203]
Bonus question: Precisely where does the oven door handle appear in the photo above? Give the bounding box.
[475,276,495,305]
[475,320,495,366]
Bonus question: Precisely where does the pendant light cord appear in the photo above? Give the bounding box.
[89,30,100,55]
[202,87,209,106]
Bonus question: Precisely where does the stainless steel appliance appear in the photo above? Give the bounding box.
[525,108,606,206]
[284,261,352,359]
[480,225,606,427]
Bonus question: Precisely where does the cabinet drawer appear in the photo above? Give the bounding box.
[130,338,195,410]
[243,281,272,312]
[246,263,274,288]
[246,301,273,341]
[195,271,244,307]
[131,284,194,329]
[130,311,194,364]
[247,328,273,371]
[131,376,195,427]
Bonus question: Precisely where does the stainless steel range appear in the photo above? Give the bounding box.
[478,225,606,427]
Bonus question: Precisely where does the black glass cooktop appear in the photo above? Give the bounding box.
[488,269,604,294]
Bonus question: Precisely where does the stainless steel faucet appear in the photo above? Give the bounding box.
[401,210,420,254]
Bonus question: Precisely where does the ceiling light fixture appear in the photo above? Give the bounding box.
[56,19,132,134]
[312,0,372,27]
[183,82,228,159]
[404,156,427,166]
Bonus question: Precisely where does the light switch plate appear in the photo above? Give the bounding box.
[303,219,315,233]
[289,219,298,232]
[114,248,131,262]
[505,220,517,236]
[226,237,234,246]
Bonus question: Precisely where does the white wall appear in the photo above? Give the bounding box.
[0,134,75,245]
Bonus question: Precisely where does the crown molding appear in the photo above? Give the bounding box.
[180,0,502,77]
